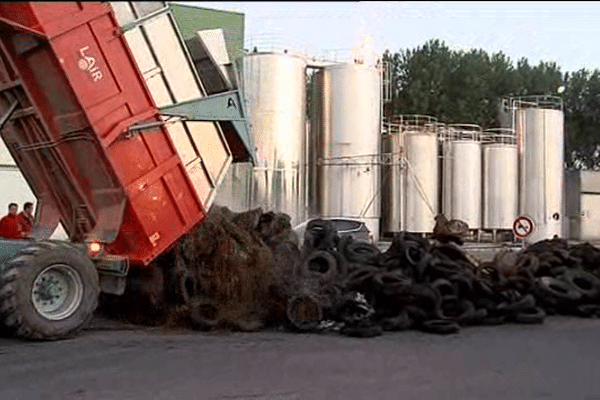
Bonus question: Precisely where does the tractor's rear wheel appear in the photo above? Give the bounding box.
[0,244,99,340]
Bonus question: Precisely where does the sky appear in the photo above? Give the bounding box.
[185,1,600,74]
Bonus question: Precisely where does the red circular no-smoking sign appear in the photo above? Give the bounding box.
[513,216,535,239]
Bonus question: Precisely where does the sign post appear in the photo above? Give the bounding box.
[513,215,535,247]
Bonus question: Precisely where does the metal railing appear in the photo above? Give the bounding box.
[445,124,483,142]
[482,128,517,145]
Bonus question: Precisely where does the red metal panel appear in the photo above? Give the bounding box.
[0,3,41,35]
[0,2,206,265]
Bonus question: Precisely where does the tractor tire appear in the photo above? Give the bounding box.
[0,244,100,340]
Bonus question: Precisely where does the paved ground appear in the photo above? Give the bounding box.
[1,315,600,400]
[1,239,597,400]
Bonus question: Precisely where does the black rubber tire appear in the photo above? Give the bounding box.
[373,270,412,297]
[344,242,381,266]
[447,273,474,298]
[380,309,413,331]
[419,319,460,334]
[432,242,475,267]
[344,266,379,293]
[513,307,546,324]
[560,270,600,300]
[300,250,339,280]
[535,276,582,303]
[426,259,463,281]
[303,219,338,252]
[576,304,600,318]
[405,305,429,322]
[0,243,100,340]
[515,253,540,275]
[431,278,457,299]
[405,242,426,267]
[407,284,442,316]
[468,308,489,325]
[499,293,536,313]
[345,261,370,275]
[443,299,479,326]
[506,275,535,294]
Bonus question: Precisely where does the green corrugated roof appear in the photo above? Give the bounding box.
[168,2,245,63]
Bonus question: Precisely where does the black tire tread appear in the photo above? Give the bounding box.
[0,244,99,340]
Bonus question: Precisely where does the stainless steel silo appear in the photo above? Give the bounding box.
[482,128,518,233]
[442,124,483,230]
[513,96,565,242]
[241,52,307,225]
[381,119,403,234]
[317,62,382,240]
[403,115,439,233]
[381,115,441,235]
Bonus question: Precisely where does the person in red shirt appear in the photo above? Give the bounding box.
[0,203,23,239]
[17,202,34,238]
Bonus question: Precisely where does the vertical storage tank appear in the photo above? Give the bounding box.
[404,116,440,233]
[241,51,307,225]
[442,124,483,230]
[513,96,565,242]
[382,115,439,234]
[482,128,518,235]
[316,62,382,240]
[381,119,403,234]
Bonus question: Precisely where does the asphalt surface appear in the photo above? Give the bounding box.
[2,315,600,400]
[1,240,598,400]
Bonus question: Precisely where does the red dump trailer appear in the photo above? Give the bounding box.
[0,2,251,339]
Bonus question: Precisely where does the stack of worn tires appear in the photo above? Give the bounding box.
[283,220,600,337]
[123,210,600,337]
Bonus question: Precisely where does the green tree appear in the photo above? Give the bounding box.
[379,39,600,167]
[383,40,563,127]
[563,68,600,168]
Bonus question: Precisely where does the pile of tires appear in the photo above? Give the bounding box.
[173,213,600,337]
[281,222,600,338]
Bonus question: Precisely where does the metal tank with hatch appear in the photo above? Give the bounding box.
[314,62,382,240]
[442,124,483,230]
[482,128,519,235]
[381,115,439,234]
[241,51,307,225]
[513,96,565,242]
[381,119,403,234]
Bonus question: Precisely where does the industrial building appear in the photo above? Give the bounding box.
[0,2,596,245]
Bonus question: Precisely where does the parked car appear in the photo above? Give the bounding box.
[293,217,373,247]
